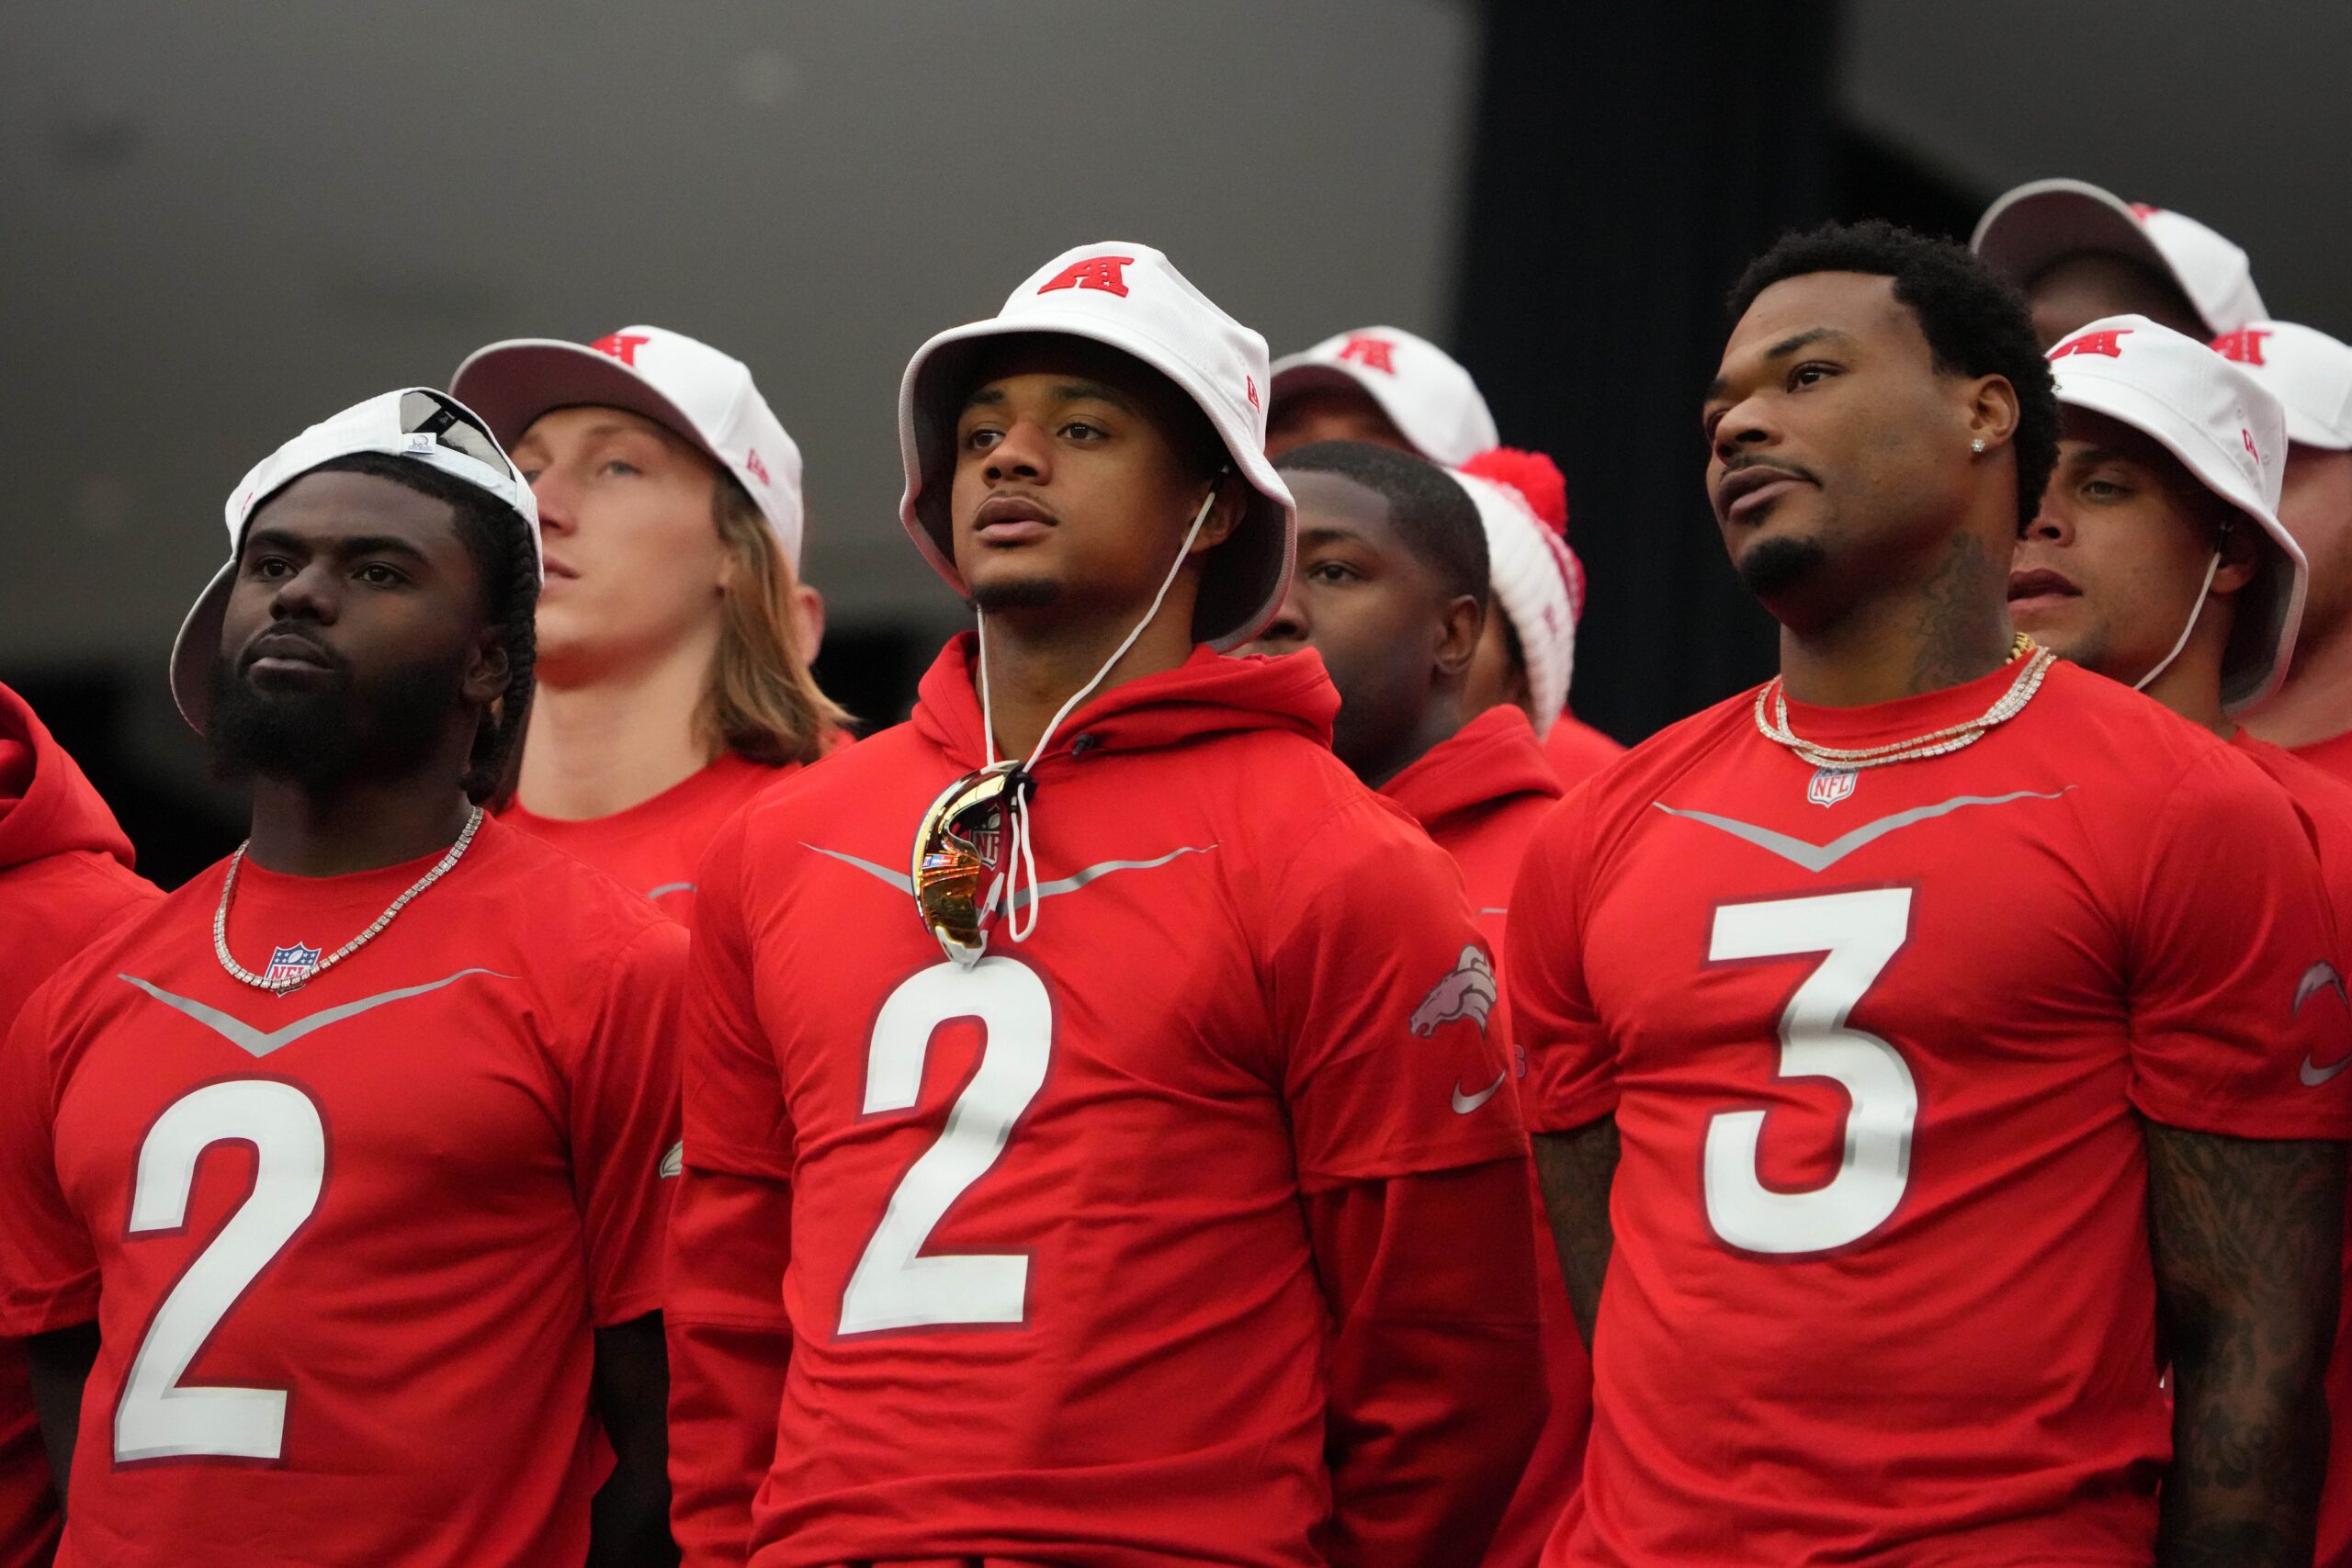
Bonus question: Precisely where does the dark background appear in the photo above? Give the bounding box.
[7,0,2347,887]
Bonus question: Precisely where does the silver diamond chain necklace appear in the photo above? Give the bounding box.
[214,807,484,994]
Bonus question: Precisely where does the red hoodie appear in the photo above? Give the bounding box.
[669,636,1544,1568]
[0,683,163,1568]
[1541,714,1624,794]
[1381,706,1585,1568]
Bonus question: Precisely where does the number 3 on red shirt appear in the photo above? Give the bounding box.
[840,957,1052,1335]
[1704,888,1917,1257]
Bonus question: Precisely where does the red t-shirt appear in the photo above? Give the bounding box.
[1508,660,2352,1566]
[1382,705,1583,1568]
[2293,725,2352,788]
[2234,732,2352,1568]
[0,683,164,1568]
[677,639,1533,1568]
[0,818,684,1568]
[502,751,794,922]
[1540,714,1624,793]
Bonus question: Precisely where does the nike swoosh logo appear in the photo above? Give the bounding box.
[1653,789,2074,873]
[660,1140,684,1179]
[2296,963,2350,1085]
[118,969,512,1060]
[1451,1072,1506,1114]
[802,841,1215,908]
[646,882,695,901]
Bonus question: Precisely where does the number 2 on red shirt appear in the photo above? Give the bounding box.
[839,957,1052,1335]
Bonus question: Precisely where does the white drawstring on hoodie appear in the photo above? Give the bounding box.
[975,479,1223,944]
[2132,549,2223,694]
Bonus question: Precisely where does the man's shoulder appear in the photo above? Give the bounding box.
[468,818,681,959]
[0,849,164,974]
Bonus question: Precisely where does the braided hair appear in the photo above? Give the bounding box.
[305,452,537,803]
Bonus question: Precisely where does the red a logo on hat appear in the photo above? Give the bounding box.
[594,333,651,366]
[1038,255,1135,299]
[1246,375,1260,409]
[2129,202,2163,221]
[2244,428,2262,466]
[2051,328,2132,361]
[2212,328,2273,367]
[1339,334,1398,375]
[744,449,771,487]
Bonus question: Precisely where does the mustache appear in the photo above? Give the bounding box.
[236,626,349,675]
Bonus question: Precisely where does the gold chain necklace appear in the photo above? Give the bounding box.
[1754,634,2057,772]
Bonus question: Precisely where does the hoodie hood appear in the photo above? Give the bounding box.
[0,682,137,874]
[1380,705,1562,835]
[910,633,1338,773]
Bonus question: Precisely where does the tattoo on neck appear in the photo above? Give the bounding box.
[1908,534,2007,694]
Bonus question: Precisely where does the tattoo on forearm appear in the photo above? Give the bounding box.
[2144,1122,2342,1568]
[1533,1118,1620,1351]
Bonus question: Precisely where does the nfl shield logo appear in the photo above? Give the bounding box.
[1807,768,1857,808]
[263,942,321,987]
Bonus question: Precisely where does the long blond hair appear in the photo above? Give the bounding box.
[704,474,852,764]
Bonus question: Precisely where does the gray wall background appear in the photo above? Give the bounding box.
[5,0,2346,798]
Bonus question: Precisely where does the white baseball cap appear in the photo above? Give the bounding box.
[2211,321,2352,451]
[2046,314,2302,712]
[1453,468,1577,738]
[898,242,1295,651]
[1269,326,1499,468]
[172,388,541,732]
[1973,179,2266,336]
[450,325,807,568]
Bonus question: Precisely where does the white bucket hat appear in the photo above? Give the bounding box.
[451,325,807,569]
[1269,325,1499,468]
[2211,321,2352,451]
[2046,314,2301,711]
[1973,179,2266,336]
[172,388,540,732]
[897,242,1295,650]
[1453,468,1577,737]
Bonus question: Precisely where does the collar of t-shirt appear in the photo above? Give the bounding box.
[501,751,777,839]
[1772,654,2074,750]
[0,680,136,874]
[909,632,1339,773]
[1380,704,1562,835]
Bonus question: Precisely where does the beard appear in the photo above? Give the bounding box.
[206,643,469,791]
[1736,534,1831,602]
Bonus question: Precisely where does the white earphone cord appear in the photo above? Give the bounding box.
[978,482,1223,942]
[2133,549,2223,694]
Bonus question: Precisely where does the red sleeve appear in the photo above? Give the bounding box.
[1306,1163,1546,1568]
[1506,787,1615,1133]
[0,980,97,1337]
[668,814,794,1568]
[1268,800,1524,1189]
[569,917,687,1325]
[2126,749,2352,1140]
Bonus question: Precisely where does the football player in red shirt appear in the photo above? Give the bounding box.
[1266,327,1621,782]
[0,389,686,1568]
[2221,322,2352,784]
[450,326,849,921]
[2009,314,2352,1567]
[667,243,1543,1568]
[1244,440,1581,1568]
[0,683,164,1568]
[1511,221,2349,1566]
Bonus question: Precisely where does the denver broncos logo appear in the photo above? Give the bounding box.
[1410,945,1497,1037]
